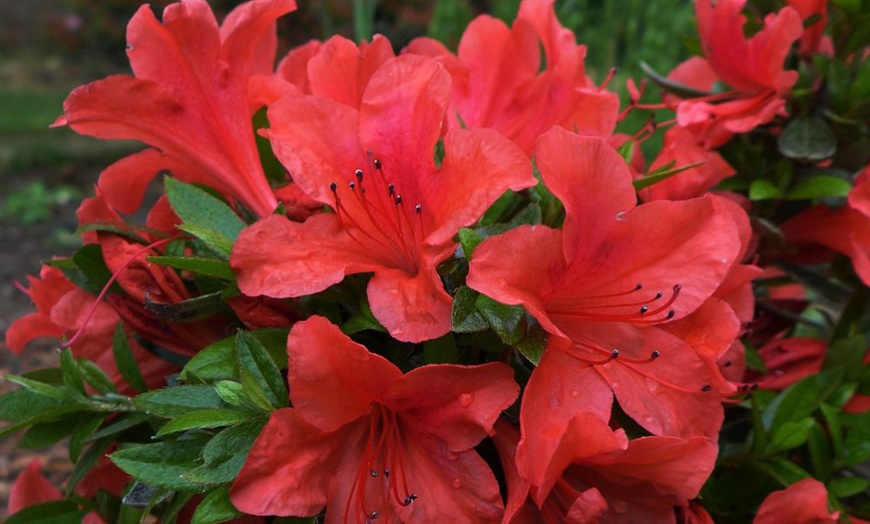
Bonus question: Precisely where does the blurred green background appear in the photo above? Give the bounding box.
[0,0,694,227]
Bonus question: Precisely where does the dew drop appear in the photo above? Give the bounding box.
[612,499,629,513]
[459,392,474,408]
[615,211,628,221]
[569,390,580,398]
[453,478,463,488]
[446,451,459,461]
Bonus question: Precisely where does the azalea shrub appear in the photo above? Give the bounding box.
[2,0,869,523]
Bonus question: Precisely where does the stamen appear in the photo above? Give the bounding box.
[374,159,382,170]
[355,169,364,181]
[415,204,422,214]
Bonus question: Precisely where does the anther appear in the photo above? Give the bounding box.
[611,349,620,359]
[666,310,675,319]
[402,494,418,506]
[374,159,382,170]
[388,184,395,196]
[355,169,364,181]
[650,350,660,359]
[395,195,403,206]
[370,511,379,519]
[349,181,356,191]
[701,385,712,392]
[370,470,378,477]
[384,469,390,478]
[634,284,643,290]
[330,182,337,193]
[415,204,422,214]
[639,305,649,315]
[654,292,663,299]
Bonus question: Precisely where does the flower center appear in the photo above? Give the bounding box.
[328,154,424,274]
[344,404,419,523]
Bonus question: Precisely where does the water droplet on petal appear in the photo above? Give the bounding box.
[613,499,629,513]
[459,392,474,407]
[446,451,459,461]
[570,390,580,398]
[615,211,628,221]
[453,478,463,488]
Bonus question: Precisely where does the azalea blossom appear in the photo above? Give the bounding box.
[405,0,619,155]
[669,0,803,147]
[468,128,741,488]
[753,478,839,523]
[231,54,534,342]
[55,0,296,217]
[230,316,519,523]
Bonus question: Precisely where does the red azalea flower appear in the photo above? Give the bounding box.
[467,128,741,486]
[783,167,870,286]
[670,0,802,146]
[231,55,534,342]
[8,460,108,524]
[753,478,839,523]
[55,0,296,217]
[786,0,831,57]
[230,316,519,523]
[404,0,620,155]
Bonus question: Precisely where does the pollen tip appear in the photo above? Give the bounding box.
[666,310,675,319]
[610,349,620,358]
[329,182,337,192]
[634,283,643,290]
[374,158,382,170]
[701,384,712,392]
[395,195,403,206]
[355,168,364,180]
[639,305,649,314]
[655,292,663,299]
[415,203,422,214]
[673,283,682,291]
[650,350,660,359]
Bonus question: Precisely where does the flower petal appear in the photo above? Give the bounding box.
[287,317,402,431]
[367,267,454,343]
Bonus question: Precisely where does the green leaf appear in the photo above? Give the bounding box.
[19,415,82,449]
[87,412,150,442]
[820,403,844,459]
[633,161,705,191]
[59,348,86,398]
[111,441,206,492]
[0,389,69,421]
[181,329,288,384]
[165,178,246,258]
[5,500,90,524]
[616,139,635,165]
[451,286,489,333]
[807,421,833,480]
[514,317,548,365]
[191,486,242,524]
[238,367,277,413]
[144,291,225,323]
[829,476,870,498]
[477,295,525,345]
[214,380,259,412]
[113,324,148,394]
[5,374,71,401]
[133,385,225,418]
[749,180,784,200]
[777,116,837,162]
[236,330,288,409]
[183,419,266,486]
[79,359,118,395]
[69,413,108,462]
[768,417,814,453]
[423,333,460,364]
[640,61,713,98]
[841,412,870,466]
[752,457,811,486]
[786,175,852,200]
[147,256,236,280]
[71,243,118,295]
[156,409,253,437]
[458,228,485,259]
[762,369,844,432]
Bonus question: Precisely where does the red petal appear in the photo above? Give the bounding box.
[515,346,614,488]
[391,362,518,451]
[754,478,839,523]
[308,35,394,108]
[467,225,566,335]
[358,55,450,185]
[576,323,724,438]
[4,312,63,354]
[535,129,637,260]
[423,128,534,246]
[287,317,401,431]
[231,408,349,517]
[8,460,62,515]
[367,267,453,343]
[219,0,296,77]
[276,39,323,93]
[231,214,392,298]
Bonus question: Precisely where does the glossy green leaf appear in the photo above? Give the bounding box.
[786,175,852,200]
[133,385,225,418]
[191,486,242,524]
[111,441,206,492]
[113,324,148,394]
[155,409,252,437]
[777,116,837,162]
[5,500,90,524]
